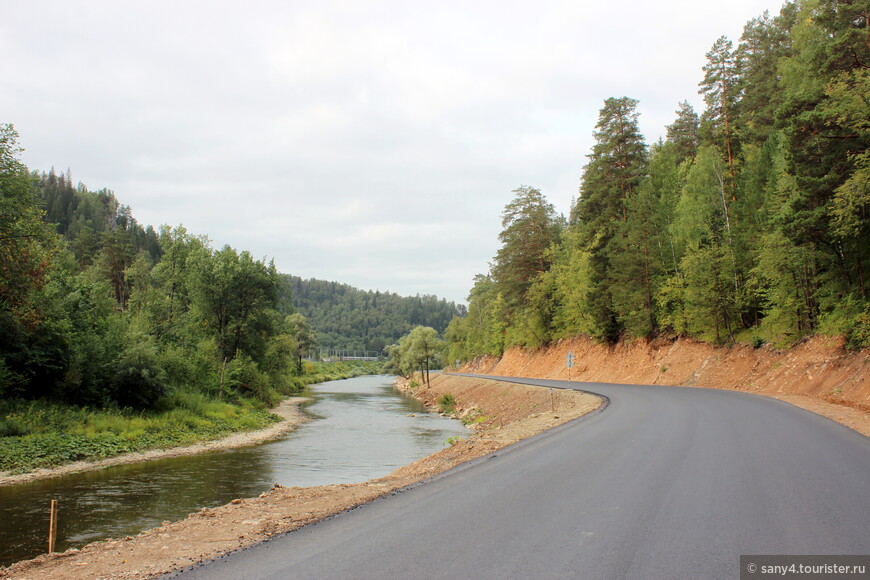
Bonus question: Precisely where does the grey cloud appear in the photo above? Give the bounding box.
[3,0,787,304]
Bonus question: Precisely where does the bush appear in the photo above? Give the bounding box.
[111,342,168,410]
[437,393,456,414]
[847,305,870,350]
[0,417,30,437]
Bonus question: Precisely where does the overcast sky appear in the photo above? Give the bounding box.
[3,0,788,304]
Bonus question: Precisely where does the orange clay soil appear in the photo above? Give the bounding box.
[462,334,870,438]
[1,375,601,580]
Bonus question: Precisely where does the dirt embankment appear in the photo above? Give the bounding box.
[462,335,870,437]
[1,376,601,579]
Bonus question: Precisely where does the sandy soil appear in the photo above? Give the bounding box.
[0,376,602,579]
[0,398,311,487]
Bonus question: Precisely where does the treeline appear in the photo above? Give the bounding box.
[1,135,317,410]
[287,275,467,353]
[447,0,868,362]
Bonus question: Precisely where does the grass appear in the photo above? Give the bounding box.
[0,396,280,474]
[0,360,385,475]
[437,393,456,415]
[460,411,489,426]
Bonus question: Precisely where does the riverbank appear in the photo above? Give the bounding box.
[461,335,870,438]
[0,397,311,487]
[0,361,383,483]
[1,375,602,579]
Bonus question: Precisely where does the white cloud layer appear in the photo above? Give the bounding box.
[2,0,787,303]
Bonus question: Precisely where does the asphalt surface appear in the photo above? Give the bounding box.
[174,375,870,579]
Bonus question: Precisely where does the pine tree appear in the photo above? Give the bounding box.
[570,97,649,341]
[666,101,700,164]
[776,0,869,334]
[737,9,794,146]
[699,36,742,194]
[573,97,648,229]
[491,186,561,316]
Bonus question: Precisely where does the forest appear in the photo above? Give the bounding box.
[0,140,400,423]
[445,0,868,363]
[287,275,465,354]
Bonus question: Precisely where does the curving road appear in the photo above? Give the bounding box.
[174,375,870,579]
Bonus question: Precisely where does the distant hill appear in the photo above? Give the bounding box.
[35,171,465,357]
[285,275,466,355]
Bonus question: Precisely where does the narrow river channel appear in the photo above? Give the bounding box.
[0,375,468,566]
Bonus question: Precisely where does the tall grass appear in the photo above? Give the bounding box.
[0,360,384,474]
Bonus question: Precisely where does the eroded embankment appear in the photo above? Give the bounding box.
[1,375,601,579]
[462,335,870,437]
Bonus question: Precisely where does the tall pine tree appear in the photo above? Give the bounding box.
[570,97,649,341]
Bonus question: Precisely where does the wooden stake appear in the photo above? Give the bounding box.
[48,499,58,554]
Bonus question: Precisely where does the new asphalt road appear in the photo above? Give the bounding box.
[174,375,870,579]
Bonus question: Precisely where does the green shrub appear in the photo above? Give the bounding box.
[437,393,456,414]
[0,417,30,437]
[111,341,168,410]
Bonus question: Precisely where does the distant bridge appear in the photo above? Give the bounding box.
[307,349,382,362]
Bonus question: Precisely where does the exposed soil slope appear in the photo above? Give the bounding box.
[462,335,870,437]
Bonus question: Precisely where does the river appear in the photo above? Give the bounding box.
[0,375,467,566]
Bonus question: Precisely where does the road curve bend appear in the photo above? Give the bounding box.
[173,375,870,580]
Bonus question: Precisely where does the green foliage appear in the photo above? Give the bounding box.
[188,245,278,363]
[448,0,869,360]
[437,393,456,414]
[284,312,317,374]
[0,396,270,470]
[385,326,446,384]
[286,275,465,354]
[0,127,409,434]
[459,408,488,426]
[110,336,168,410]
[492,186,561,316]
[0,124,61,357]
[0,360,381,473]
[845,304,870,350]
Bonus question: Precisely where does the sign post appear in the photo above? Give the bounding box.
[565,351,574,381]
[48,499,58,554]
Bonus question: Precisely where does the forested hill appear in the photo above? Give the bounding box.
[285,275,466,354]
[0,145,463,409]
[446,0,868,363]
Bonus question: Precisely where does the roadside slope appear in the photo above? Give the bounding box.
[463,335,870,436]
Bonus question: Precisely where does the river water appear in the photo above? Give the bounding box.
[0,375,467,566]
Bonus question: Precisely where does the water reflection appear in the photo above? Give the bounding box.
[0,375,467,566]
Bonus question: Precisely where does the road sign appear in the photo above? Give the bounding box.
[565,351,574,369]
